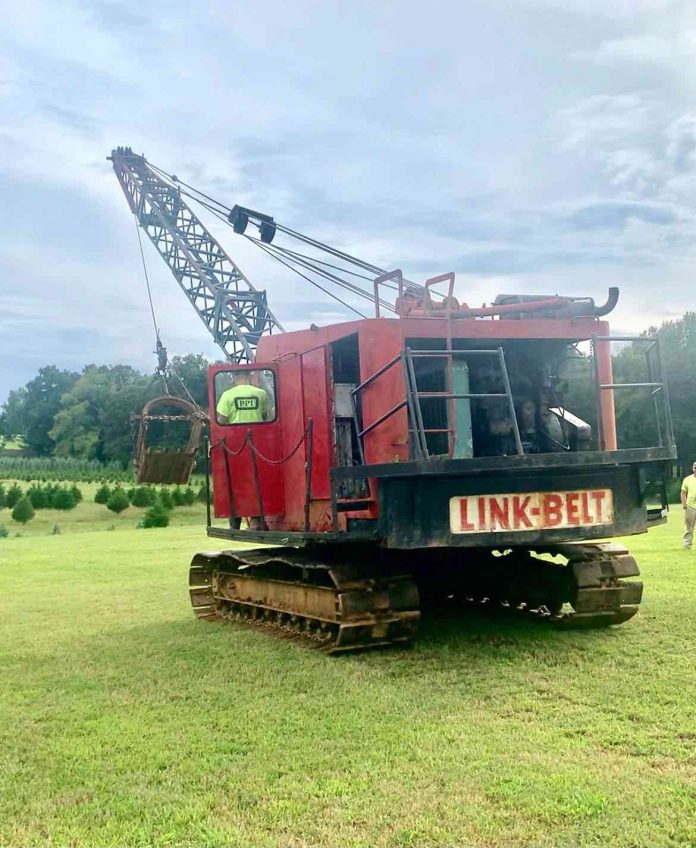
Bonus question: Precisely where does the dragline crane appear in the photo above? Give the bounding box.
[109,147,676,654]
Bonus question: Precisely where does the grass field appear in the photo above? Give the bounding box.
[0,504,695,847]
[0,482,206,537]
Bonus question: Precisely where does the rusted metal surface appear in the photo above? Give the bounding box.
[136,451,197,485]
[374,464,651,549]
[188,547,420,653]
[554,542,642,627]
[413,541,642,629]
[133,395,205,485]
[244,307,675,533]
[188,541,641,653]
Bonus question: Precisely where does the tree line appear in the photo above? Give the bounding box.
[1,313,696,471]
[0,354,210,468]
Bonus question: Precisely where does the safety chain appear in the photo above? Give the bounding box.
[213,420,311,465]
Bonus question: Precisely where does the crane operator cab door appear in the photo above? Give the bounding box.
[208,364,284,523]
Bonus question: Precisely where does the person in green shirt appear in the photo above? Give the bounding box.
[680,461,696,549]
[216,373,270,425]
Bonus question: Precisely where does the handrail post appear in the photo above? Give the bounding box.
[373,269,403,318]
[204,435,212,528]
[645,344,663,447]
[304,418,314,532]
[405,347,430,459]
[424,272,456,316]
[220,441,236,521]
[591,334,606,451]
[401,349,424,460]
[655,337,675,448]
[497,347,523,455]
[350,390,366,465]
[246,430,267,530]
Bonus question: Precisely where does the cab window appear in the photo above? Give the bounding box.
[214,370,277,426]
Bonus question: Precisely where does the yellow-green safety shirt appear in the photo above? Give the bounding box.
[681,475,696,509]
[216,385,269,424]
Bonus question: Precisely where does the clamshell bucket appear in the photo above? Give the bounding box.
[133,396,206,485]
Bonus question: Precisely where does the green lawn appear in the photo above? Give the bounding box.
[0,510,694,847]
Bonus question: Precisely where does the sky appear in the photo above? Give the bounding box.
[1,0,695,402]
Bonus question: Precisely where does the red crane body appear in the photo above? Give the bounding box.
[109,147,675,652]
[209,312,618,534]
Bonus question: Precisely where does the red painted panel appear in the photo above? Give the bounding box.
[246,313,619,535]
[208,364,284,518]
[300,346,332,500]
[273,354,305,526]
[358,323,408,465]
[596,338,618,450]
[256,315,610,362]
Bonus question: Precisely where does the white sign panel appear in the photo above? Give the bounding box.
[449,489,614,534]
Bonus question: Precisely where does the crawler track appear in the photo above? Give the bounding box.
[552,541,642,627]
[189,547,420,653]
[421,542,643,628]
[189,542,641,652]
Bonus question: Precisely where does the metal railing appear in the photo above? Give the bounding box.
[591,334,674,451]
[351,346,523,461]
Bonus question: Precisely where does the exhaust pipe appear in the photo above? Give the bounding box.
[594,287,619,317]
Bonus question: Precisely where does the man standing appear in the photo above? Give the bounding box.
[216,372,270,425]
[680,461,696,549]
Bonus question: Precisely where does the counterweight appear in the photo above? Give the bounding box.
[109,147,284,363]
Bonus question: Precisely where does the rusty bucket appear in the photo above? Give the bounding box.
[133,396,206,485]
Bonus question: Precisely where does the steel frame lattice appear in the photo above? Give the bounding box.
[110,147,283,363]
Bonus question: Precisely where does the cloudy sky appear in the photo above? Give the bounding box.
[1,0,694,401]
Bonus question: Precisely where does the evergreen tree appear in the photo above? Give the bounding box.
[171,486,185,506]
[106,488,130,514]
[45,484,60,507]
[142,501,170,528]
[27,485,49,509]
[130,486,153,508]
[158,488,174,510]
[52,488,77,510]
[70,484,83,503]
[0,484,7,510]
[182,486,196,506]
[6,483,22,509]
[94,483,111,504]
[11,496,35,524]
